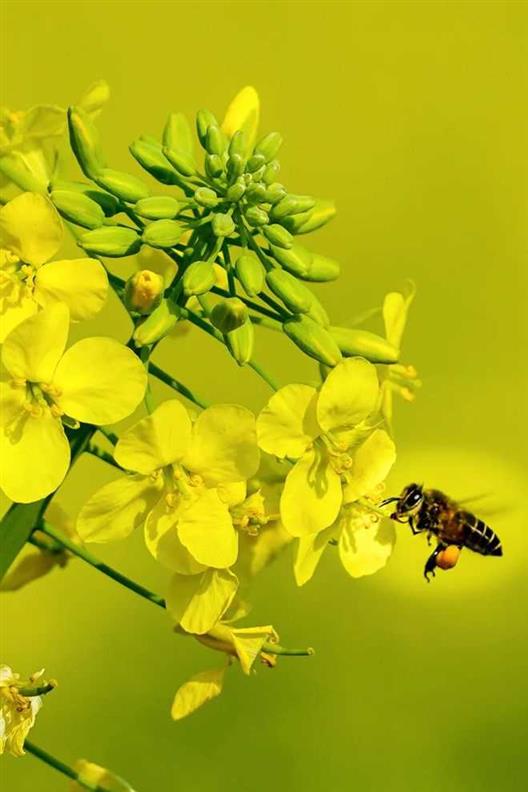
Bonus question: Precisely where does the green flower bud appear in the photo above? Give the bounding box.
[329,327,399,364]
[67,106,105,180]
[142,219,183,249]
[95,169,150,203]
[262,224,292,249]
[227,154,245,182]
[282,200,336,235]
[228,129,247,158]
[245,206,269,226]
[50,190,105,229]
[135,196,180,220]
[246,153,266,173]
[212,213,235,237]
[79,226,141,257]
[163,112,195,160]
[262,182,286,205]
[205,125,227,156]
[245,183,266,204]
[205,154,224,178]
[129,139,179,185]
[225,318,254,366]
[269,242,313,278]
[210,297,248,333]
[124,269,165,315]
[249,166,266,182]
[163,147,196,177]
[254,132,283,162]
[266,269,312,314]
[133,298,181,346]
[306,252,340,282]
[51,179,119,217]
[196,109,219,147]
[194,187,219,208]
[283,316,342,367]
[235,253,265,297]
[306,295,330,327]
[262,160,280,185]
[226,181,245,202]
[270,194,316,221]
[183,260,216,296]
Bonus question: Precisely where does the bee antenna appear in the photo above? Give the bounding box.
[379,496,399,507]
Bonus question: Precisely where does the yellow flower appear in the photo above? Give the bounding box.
[257,357,380,538]
[221,86,260,153]
[71,760,136,792]
[0,192,108,341]
[0,304,147,503]
[0,665,45,757]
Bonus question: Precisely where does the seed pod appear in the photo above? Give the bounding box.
[269,242,313,278]
[194,187,219,208]
[283,315,342,366]
[212,213,235,237]
[183,260,216,296]
[235,253,265,297]
[133,298,181,346]
[228,129,247,158]
[50,190,105,229]
[262,224,292,249]
[142,219,183,249]
[266,269,312,314]
[205,154,224,178]
[95,169,150,203]
[262,160,280,185]
[245,206,269,227]
[226,181,245,202]
[67,106,105,180]
[262,182,286,205]
[196,109,219,147]
[124,270,165,315]
[135,196,180,220]
[211,298,248,333]
[245,183,267,204]
[162,112,195,160]
[306,253,340,282]
[270,194,316,221]
[51,179,120,217]
[129,139,179,185]
[254,132,283,162]
[205,125,227,156]
[436,546,461,571]
[329,327,399,364]
[79,226,141,257]
[282,200,336,235]
[225,317,254,366]
[163,147,196,177]
[246,153,266,173]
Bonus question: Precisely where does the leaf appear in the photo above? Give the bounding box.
[0,500,47,582]
[171,666,226,720]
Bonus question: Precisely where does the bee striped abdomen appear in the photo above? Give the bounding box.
[458,511,503,556]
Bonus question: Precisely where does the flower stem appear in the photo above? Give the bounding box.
[149,362,208,409]
[87,443,121,469]
[263,643,315,657]
[247,359,279,391]
[24,740,111,792]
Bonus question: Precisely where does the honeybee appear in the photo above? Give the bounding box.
[380,483,503,581]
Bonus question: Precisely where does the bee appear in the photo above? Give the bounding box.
[380,483,503,581]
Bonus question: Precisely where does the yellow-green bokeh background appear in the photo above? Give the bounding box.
[2,2,527,790]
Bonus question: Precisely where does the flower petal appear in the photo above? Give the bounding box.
[144,498,206,574]
[0,193,62,266]
[76,474,163,543]
[317,358,379,434]
[115,400,192,474]
[383,281,415,350]
[167,568,238,634]
[54,338,146,425]
[221,86,260,153]
[280,446,342,537]
[34,258,108,321]
[257,384,319,459]
[0,299,38,343]
[184,404,260,486]
[171,666,226,721]
[1,303,69,383]
[230,626,274,675]
[294,524,337,586]
[338,511,396,578]
[178,488,238,568]
[344,429,396,503]
[0,408,69,503]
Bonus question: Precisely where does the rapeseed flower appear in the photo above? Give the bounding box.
[0,666,46,757]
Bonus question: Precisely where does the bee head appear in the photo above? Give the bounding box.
[397,483,424,517]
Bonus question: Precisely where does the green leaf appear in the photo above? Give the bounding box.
[0,500,47,581]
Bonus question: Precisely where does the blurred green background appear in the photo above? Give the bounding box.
[1,1,527,790]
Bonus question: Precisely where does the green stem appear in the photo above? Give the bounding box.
[263,643,315,657]
[24,741,112,792]
[18,683,56,697]
[247,359,279,391]
[87,443,121,469]
[249,313,282,332]
[149,362,208,409]
[140,346,155,414]
[38,522,166,610]
[97,427,119,446]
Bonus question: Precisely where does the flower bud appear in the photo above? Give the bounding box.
[50,190,105,229]
[79,226,141,257]
[262,182,286,205]
[266,269,312,314]
[246,153,266,173]
[163,147,196,177]
[306,294,330,327]
[142,219,183,249]
[436,546,461,571]
[245,183,267,204]
[205,124,227,156]
[282,200,336,234]
[226,181,245,202]
[205,153,224,178]
[163,112,195,160]
[67,106,106,180]
[228,129,247,158]
[51,179,120,217]
[270,194,316,220]
[235,253,265,297]
[245,206,269,226]
[211,297,248,333]
[129,138,179,185]
[263,160,280,184]
[133,298,181,346]
[183,260,216,296]
[124,270,165,315]
[262,224,292,249]
[225,318,254,365]
[194,187,219,208]
[283,315,342,366]
[135,196,180,220]
[269,242,313,278]
[254,132,283,162]
[212,213,235,237]
[329,327,399,364]
[227,154,245,182]
[306,252,340,282]
[95,168,150,203]
[196,109,219,147]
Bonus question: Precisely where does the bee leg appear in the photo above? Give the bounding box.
[409,516,421,535]
[423,543,447,582]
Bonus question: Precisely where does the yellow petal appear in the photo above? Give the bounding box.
[230,625,274,675]
[184,404,260,486]
[21,105,65,139]
[0,408,69,503]
[171,666,226,721]
[73,759,135,792]
[0,550,59,591]
[78,79,111,118]
[338,511,396,578]
[257,384,319,459]
[0,299,38,343]
[383,280,415,349]
[0,192,62,266]
[178,488,238,568]
[221,86,260,152]
[317,358,379,434]
[344,429,396,503]
[280,446,342,537]
[115,400,192,474]
[216,480,246,507]
[167,568,238,634]
[294,524,337,586]
[76,474,163,543]
[34,258,108,321]
[54,338,146,425]
[1,303,69,383]
[144,498,206,574]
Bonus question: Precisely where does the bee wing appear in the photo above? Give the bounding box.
[456,493,509,518]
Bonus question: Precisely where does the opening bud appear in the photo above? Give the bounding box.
[124,270,165,315]
[211,297,248,333]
